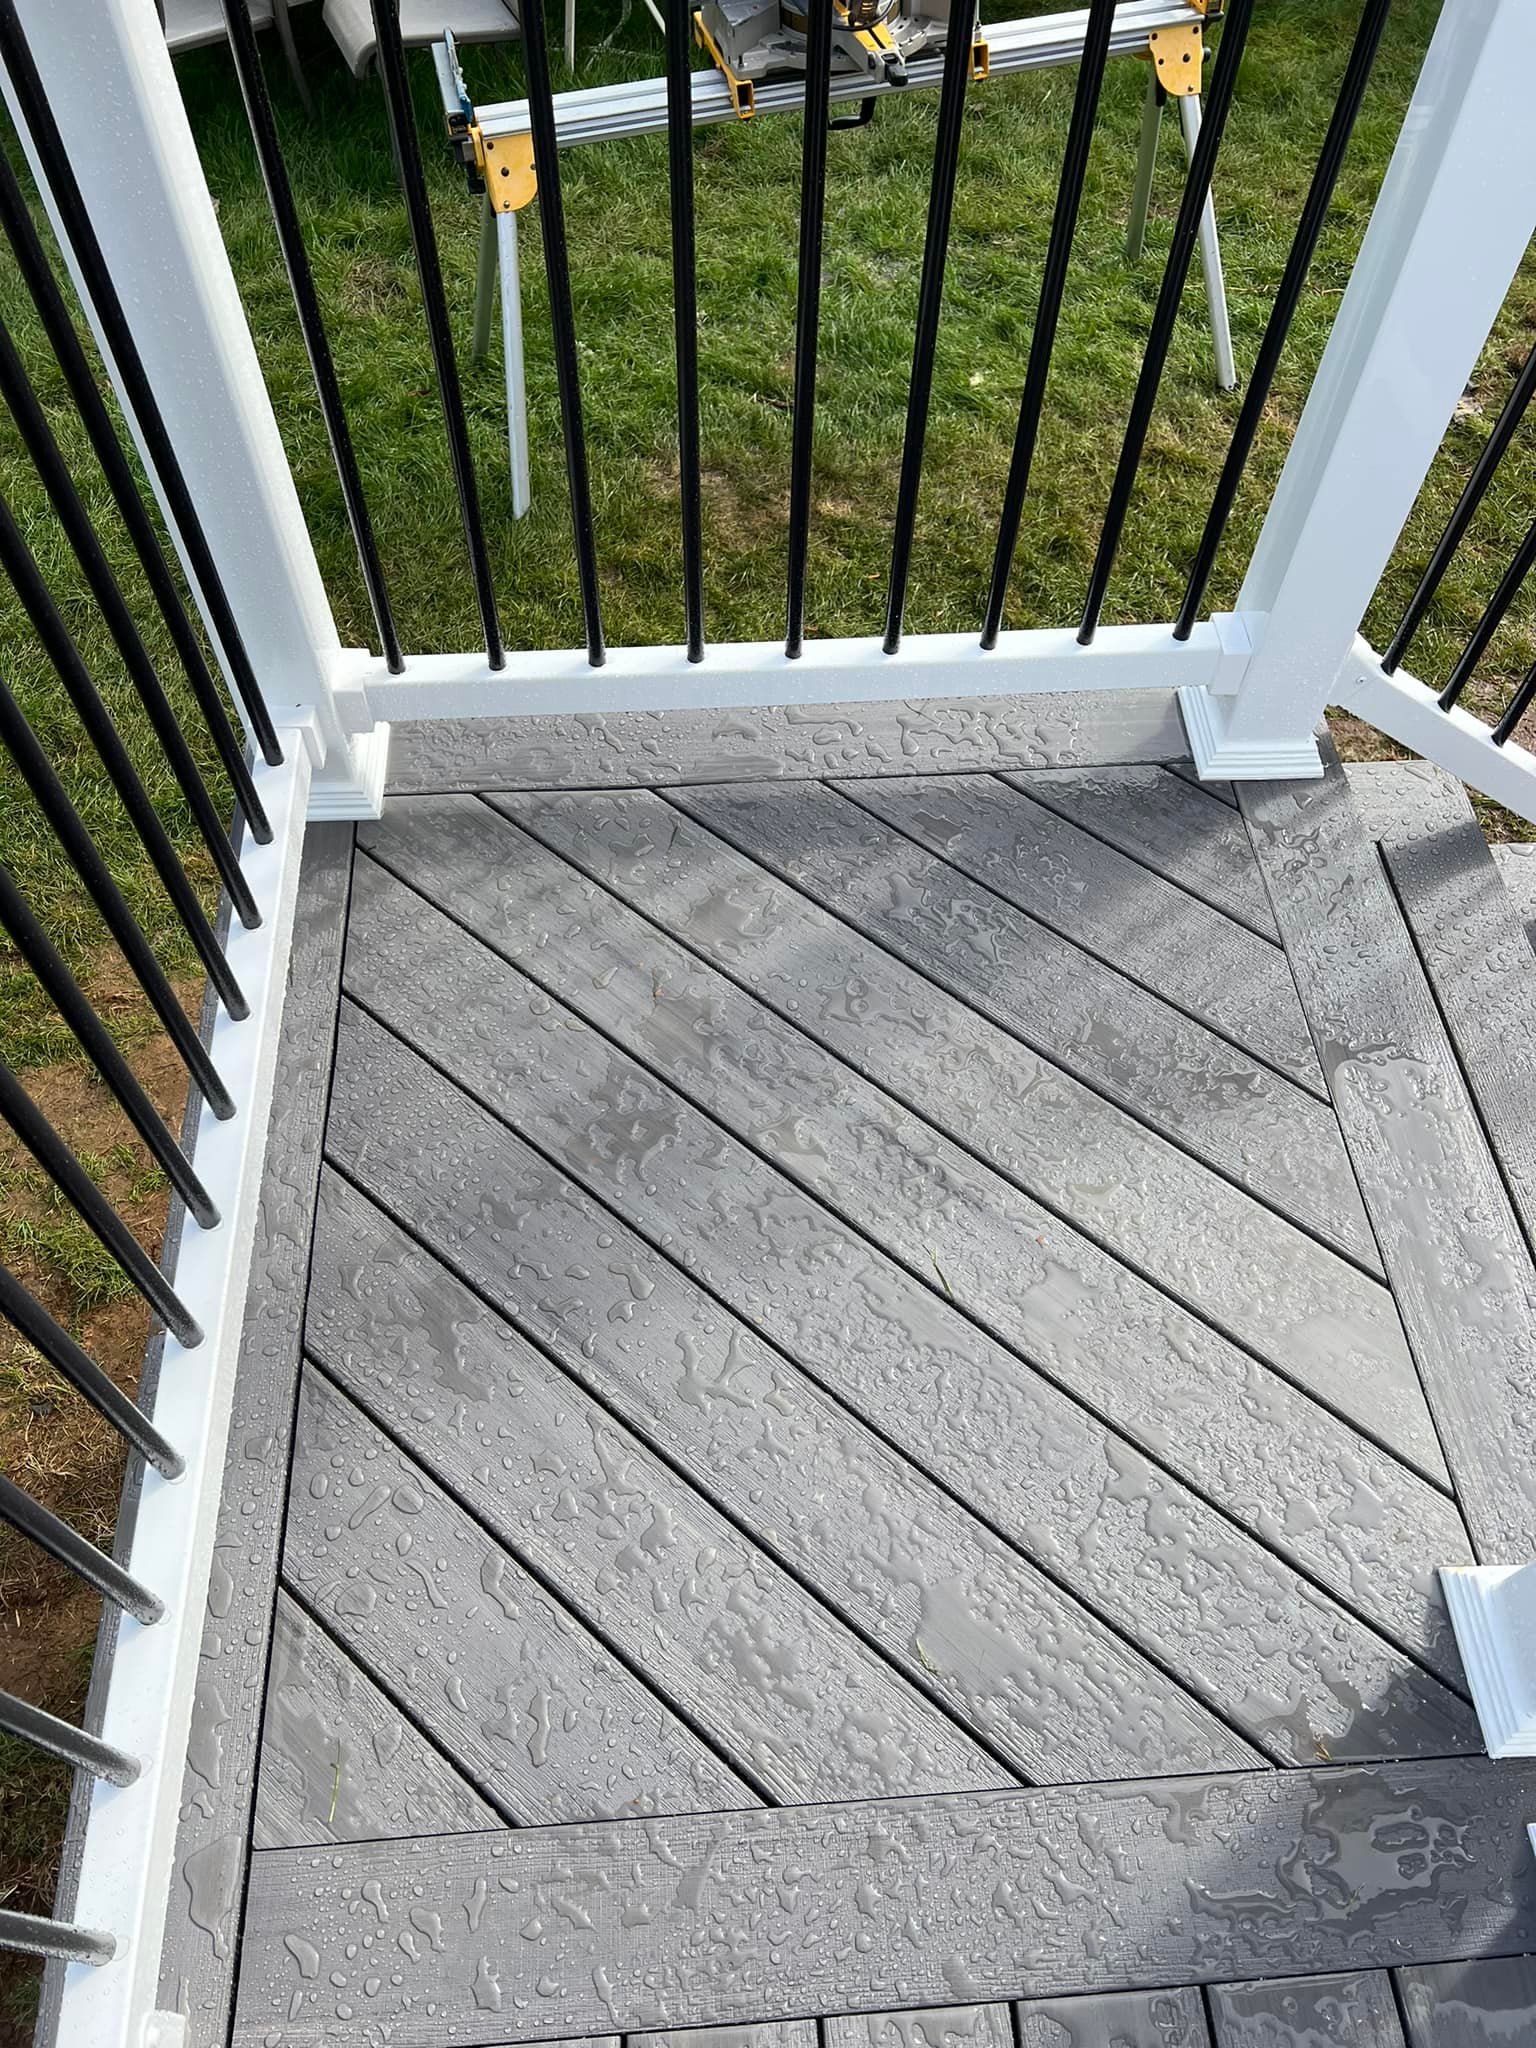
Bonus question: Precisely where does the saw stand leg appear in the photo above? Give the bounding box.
[471,192,532,519]
[1125,70,1238,393]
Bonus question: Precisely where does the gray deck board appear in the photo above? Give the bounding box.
[1016,1988,1209,2047]
[481,790,1461,1598]
[306,1173,1036,1798]
[254,1591,497,1849]
[827,2008,1014,2048]
[156,824,354,2048]
[355,803,1472,1752]
[322,1018,1231,1785]
[844,774,1314,1084]
[383,692,1188,795]
[489,787,1438,1485]
[640,2028,817,2048]
[1395,1956,1536,2045]
[1350,762,1536,1258]
[286,1370,757,1822]
[1491,841,1536,950]
[1012,765,1276,938]
[236,1758,1536,2047]
[1209,1974,1404,2047]
[1242,758,1536,1559]
[678,780,1365,1259]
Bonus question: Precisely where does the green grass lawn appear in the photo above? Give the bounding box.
[1,0,1535,2020]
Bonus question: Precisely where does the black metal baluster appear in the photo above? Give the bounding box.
[1438,515,1536,709]
[0,151,271,846]
[0,1060,202,1349]
[786,0,833,659]
[884,6,975,655]
[369,0,505,668]
[1385,338,1536,675]
[1174,0,1391,641]
[1078,0,1256,644]
[665,0,704,663]
[0,1472,164,1625]
[223,0,403,674]
[521,0,607,666]
[0,1265,182,1478]
[0,0,285,766]
[0,1690,140,1786]
[0,676,235,1121]
[0,492,247,1023]
[1490,657,1536,747]
[981,0,1117,649]
[0,864,217,1232]
[0,1910,114,1967]
[0,317,260,930]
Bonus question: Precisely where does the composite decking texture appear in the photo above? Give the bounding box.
[148,722,1536,2048]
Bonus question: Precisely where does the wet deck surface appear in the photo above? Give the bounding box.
[154,737,1536,2047]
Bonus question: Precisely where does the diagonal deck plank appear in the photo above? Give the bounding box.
[320,1026,1238,1784]
[485,787,1436,1482]
[339,869,1266,1779]
[305,1174,1034,1798]
[1395,1956,1536,2045]
[674,780,1367,1263]
[156,825,354,2047]
[254,1591,496,1850]
[1209,1973,1404,2047]
[465,792,1459,1566]
[1242,758,1536,1559]
[236,1758,1536,2047]
[356,803,1472,1741]
[1014,765,1277,938]
[842,774,1317,1087]
[1016,1989,1210,2047]
[328,969,1474,1763]
[1491,841,1536,950]
[286,1371,758,1822]
[383,693,1188,796]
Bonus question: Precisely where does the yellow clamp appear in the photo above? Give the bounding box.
[480,130,538,212]
[1145,20,1204,95]
[693,9,756,119]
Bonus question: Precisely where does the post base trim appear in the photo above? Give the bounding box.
[306,724,390,821]
[1178,685,1326,781]
[1441,1564,1536,1758]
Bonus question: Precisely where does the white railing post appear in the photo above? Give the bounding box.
[1180,0,1536,781]
[1,0,387,818]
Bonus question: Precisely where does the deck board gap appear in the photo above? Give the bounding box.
[315,1104,1241,1789]
[329,907,1474,1751]
[449,811,1448,1514]
[1011,765,1276,940]
[297,1350,807,1810]
[658,786,1383,1274]
[310,1138,1057,1794]
[267,1577,513,1840]
[833,777,1315,1096]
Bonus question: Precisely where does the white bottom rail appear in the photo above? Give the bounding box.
[55,740,312,2048]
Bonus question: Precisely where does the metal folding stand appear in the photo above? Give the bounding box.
[460,1,1238,513]
[1125,67,1237,390]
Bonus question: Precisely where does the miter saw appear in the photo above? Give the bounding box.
[694,0,980,118]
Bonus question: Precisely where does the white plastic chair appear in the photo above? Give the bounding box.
[157,0,318,111]
[322,0,522,81]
